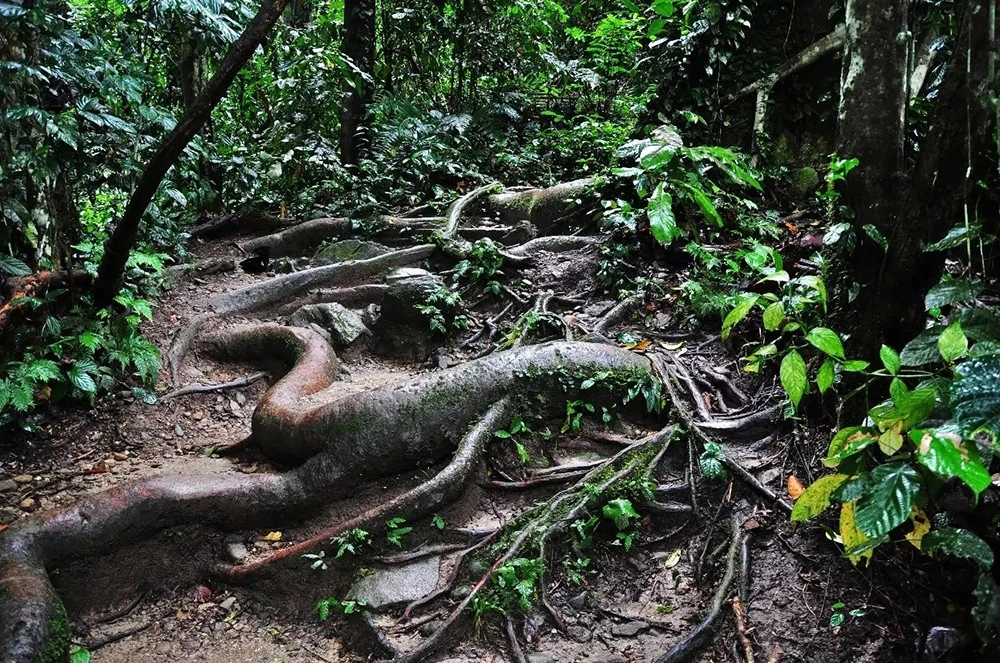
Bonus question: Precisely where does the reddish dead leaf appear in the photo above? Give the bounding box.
[0,523,7,533]
[633,339,652,351]
[787,474,805,499]
[784,222,799,234]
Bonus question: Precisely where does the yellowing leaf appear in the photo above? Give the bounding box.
[905,507,931,551]
[878,424,903,456]
[840,502,873,566]
[634,339,652,351]
[663,548,682,569]
[787,475,805,499]
[262,531,283,542]
[790,474,847,521]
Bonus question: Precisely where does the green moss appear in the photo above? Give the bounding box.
[37,598,69,663]
[788,166,819,200]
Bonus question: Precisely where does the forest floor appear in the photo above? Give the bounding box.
[0,219,955,663]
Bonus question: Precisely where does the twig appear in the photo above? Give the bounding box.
[376,543,468,565]
[720,456,792,515]
[731,597,756,663]
[85,618,156,650]
[161,371,268,401]
[486,469,590,491]
[94,588,148,624]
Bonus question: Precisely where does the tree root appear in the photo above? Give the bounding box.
[485,178,598,232]
[273,284,388,316]
[443,182,502,239]
[654,515,744,663]
[0,331,652,661]
[505,235,600,257]
[211,397,511,581]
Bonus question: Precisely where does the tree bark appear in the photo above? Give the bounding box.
[828,0,910,353]
[92,0,291,307]
[850,1,998,355]
[339,0,376,166]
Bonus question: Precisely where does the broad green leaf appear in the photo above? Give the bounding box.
[69,645,91,663]
[0,255,31,276]
[840,502,873,565]
[973,573,1000,643]
[676,181,722,226]
[762,301,785,331]
[854,462,922,540]
[912,428,991,497]
[900,327,945,366]
[925,278,983,310]
[647,183,679,246]
[938,321,968,362]
[780,350,807,410]
[952,356,1000,438]
[832,473,872,502]
[925,225,971,252]
[721,294,758,340]
[924,527,994,570]
[958,309,1000,343]
[824,427,879,467]
[880,345,901,376]
[68,369,96,394]
[841,360,870,372]
[790,474,848,521]
[816,359,835,394]
[806,327,845,360]
[878,425,904,456]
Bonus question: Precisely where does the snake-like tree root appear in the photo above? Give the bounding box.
[0,324,664,663]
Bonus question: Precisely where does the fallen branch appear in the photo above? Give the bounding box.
[160,371,269,401]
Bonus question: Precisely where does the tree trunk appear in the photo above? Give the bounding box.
[828,0,910,357]
[92,0,291,307]
[849,1,998,355]
[339,0,376,166]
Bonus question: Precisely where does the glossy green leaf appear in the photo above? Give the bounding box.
[952,356,1000,438]
[780,350,807,410]
[973,573,1000,643]
[824,427,880,467]
[925,278,983,310]
[912,428,990,497]
[880,345,901,376]
[648,182,680,246]
[762,301,785,331]
[925,225,971,252]
[924,527,994,570]
[938,321,968,362]
[832,473,873,502]
[677,181,722,226]
[900,327,945,366]
[854,462,921,540]
[721,294,758,340]
[841,360,870,372]
[806,327,845,360]
[791,474,848,521]
[816,359,835,394]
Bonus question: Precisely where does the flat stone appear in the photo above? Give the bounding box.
[527,654,555,663]
[567,625,592,643]
[0,479,17,493]
[13,474,33,484]
[219,596,237,611]
[350,557,440,608]
[611,621,648,637]
[0,507,19,522]
[386,267,433,282]
[192,411,205,421]
[567,591,589,610]
[313,239,389,265]
[288,303,370,348]
[175,424,185,437]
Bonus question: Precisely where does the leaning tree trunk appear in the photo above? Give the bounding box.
[827,0,910,357]
[339,0,376,166]
[92,0,291,308]
[836,0,999,357]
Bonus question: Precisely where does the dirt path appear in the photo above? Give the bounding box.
[0,227,937,663]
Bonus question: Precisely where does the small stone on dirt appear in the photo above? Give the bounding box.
[235,392,246,405]
[225,541,250,563]
[0,479,16,493]
[567,625,592,643]
[192,411,205,421]
[112,452,129,461]
[219,596,237,611]
[175,424,185,437]
[20,497,37,512]
[288,303,370,348]
[350,557,440,608]
[568,591,588,610]
[611,621,648,637]
[13,474,33,484]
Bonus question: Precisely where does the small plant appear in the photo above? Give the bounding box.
[562,399,595,433]
[470,557,544,619]
[562,556,591,585]
[431,514,446,530]
[571,515,600,550]
[303,550,328,570]
[415,286,469,336]
[699,442,727,480]
[603,497,640,550]
[316,597,368,620]
[69,645,91,663]
[495,415,533,463]
[453,238,504,295]
[330,528,370,558]
[829,602,867,627]
[386,517,413,547]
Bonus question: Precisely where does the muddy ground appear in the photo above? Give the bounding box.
[0,232,960,663]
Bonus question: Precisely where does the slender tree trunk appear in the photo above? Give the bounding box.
[92,0,291,307]
[340,0,376,166]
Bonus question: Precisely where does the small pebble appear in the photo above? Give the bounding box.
[20,497,37,512]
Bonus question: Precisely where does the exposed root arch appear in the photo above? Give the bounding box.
[0,332,655,661]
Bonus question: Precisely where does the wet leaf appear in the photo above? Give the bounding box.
[952,356,1000,438]
[790,474,847,522]
[786,474,805,499]
[806,327,845,360]
[925,527,994,569]
[780,350,807,410]
[855,462,921,540]
[912,428,990,497]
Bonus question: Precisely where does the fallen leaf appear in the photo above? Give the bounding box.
[785,222,799,233]
[659,341,685,351]
[633,339,652,351]
[663,548,682,569]
[262,531,283,542]
[787,475,805,499]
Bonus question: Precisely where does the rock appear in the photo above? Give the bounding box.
[924,626,963,660]
[235,392,246,405]
[611,621,648,637]
[112,452,129,461]
[527,654,555,663]
[313,239,389,265]
[0,479,17,493]
[155,642,172,655]
[567,591,588,611]
[567,625,592,643]
[225,541,250,563]
[20,497,37,512]
[288,303,370,348]
[0,507,19,523]
[419,620,442,637]
[219,596,237,611]
[350,557,441,608]
[374,270,448,360]
[175,424,185,437]
[192,411,205,421]
[13,474,33,484]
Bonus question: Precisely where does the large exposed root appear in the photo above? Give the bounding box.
[0,331,653,661]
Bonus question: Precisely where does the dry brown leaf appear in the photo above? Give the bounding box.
[787,474,805,499]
